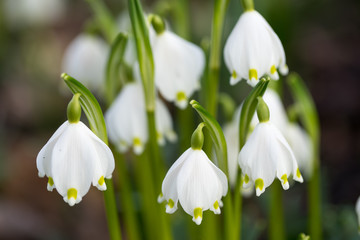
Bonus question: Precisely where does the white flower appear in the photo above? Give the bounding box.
[160,148,228,225]
[356,196,360,233]
[36,121,115,206]
[286,123,313,180]
[224,10,288,86]
[105,82,176,154]
[152,30,205,109]
[62,34,109,92]
[238,121,303,196]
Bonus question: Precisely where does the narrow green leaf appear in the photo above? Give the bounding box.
[105,32,128,104]
[287,72,320,143]
[128,0,155,111]
[239,77,270,149]
[62,73,108,144]
[190,100,228,176]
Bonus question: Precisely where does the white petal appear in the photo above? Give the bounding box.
[356,196,360,231]
[155,99,177,144]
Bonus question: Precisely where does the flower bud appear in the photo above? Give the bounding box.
[67,93,82,123]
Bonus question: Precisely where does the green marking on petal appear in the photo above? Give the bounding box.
[120,140,127,146]
[133,137,142,147]
[176,91,187,102]
[281,174,288,184]
[213,201,219,210]
[194,207,202,219]
[48,177,54,186]
[255,178,264,190]
[244,174,250,184]
[270,65,277,74]
[168,199,175,208]
[156,131,162,140]
[249,69,258,80]
[296,168,302,178]
[98,176,105,186]
[159,192,163,198]
[232,70,237,79]
[67,188,77,200]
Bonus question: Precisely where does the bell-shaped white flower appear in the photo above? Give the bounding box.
[151,27,205,109]
[36,94,115,206]
[224,10,288,86]
[356,196,360,233]
[238,97,303,196]
[62,34,109,92]
[160,124,228,225]
[105,82,176,154]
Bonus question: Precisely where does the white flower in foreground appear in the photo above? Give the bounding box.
[62,34,108,92]
[286,123,313,180]
[105,82,176,154]
[151,19,205,109]
[224,10,288,86]
[356,196,360,233]
[238,97,302,196]
[36,94,115,206]
[160,124,228,225]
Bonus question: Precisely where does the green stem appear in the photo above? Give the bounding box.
[103,180,122,240]
[269,184,285,240]
[177,108,195,153]
[240,0,254,11]
[173,0,191,39]
[309,145,321,240]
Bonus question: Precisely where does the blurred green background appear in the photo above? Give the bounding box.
[0,0,359,239]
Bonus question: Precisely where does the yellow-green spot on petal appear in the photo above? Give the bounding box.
[194,207,202,219]
[133,137,141,147]
[98,176,105,186]
[157,131,162,140]
[249,69,258,80]
[296,168,302,178]
[232,70,237,79]
[48,177,54,186]
[213,201,219,210]
[168,199,174,208]
[255,178,264,190]
[270,65,277,74]
[67,188,77,200]
[120,140,127,146]
[244,174,250,184]
[159,192,163,198]
[281,174,288,184]
[176,91,187,102]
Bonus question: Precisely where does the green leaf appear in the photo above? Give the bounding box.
[190,100,228,175]
[128,0,155,111]
[287,73,320,143]
[239,77,270,149]
[62,73,108,144]
[105,32,128,104]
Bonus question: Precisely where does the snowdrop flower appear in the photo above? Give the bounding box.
[105,82,176,154]
[356,196,360,233]
[238,97,303,196]
[150,16,205,109]
[286,123,313,180]
[224,10,288,86]
[160,123,228,225]
[3,0,65,29]
[62,34,109,92]
[36,94,115,206]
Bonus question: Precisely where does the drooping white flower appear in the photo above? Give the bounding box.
[3,0,65,29]
[105,82,176,154]
[160,148,228,225]
[62,34,109,92]
[286,123,313,180]
[238,97,302,196]
[151,30,205,109]
[356,196,360,233]
[224,10,288,86]
[36,120,115,206]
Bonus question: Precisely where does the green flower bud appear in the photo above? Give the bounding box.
[191,122,205,150]
[256,96,270,122]
[67,93,82,123]
[149,14,165,35]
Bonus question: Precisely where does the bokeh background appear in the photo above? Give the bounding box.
[0,0,359,239]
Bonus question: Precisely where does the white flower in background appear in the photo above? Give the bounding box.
[238,97,303,196]
[3,0,65,29]
[160,124,228,225]
[224,10,288,86]
[105,82,176,154]
[62,34,109,92]
[151,29,205,109]
[36,94,115,206]
[286,123,313,180]
[356,196,360,233]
